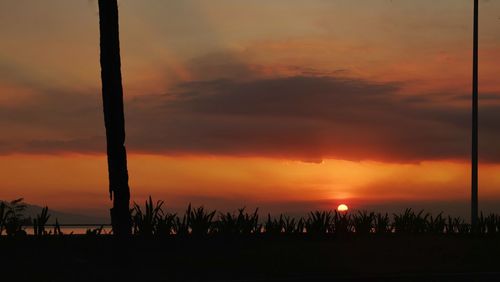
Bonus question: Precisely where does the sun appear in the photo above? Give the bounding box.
[337,204,349,212]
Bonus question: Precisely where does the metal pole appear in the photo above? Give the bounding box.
[471,0,479,228]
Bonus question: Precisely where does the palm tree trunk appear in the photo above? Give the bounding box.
[98,0,131,236]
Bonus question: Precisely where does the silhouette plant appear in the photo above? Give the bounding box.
[427,213,446,235]
[264,214,284,235]
[412,210,430,233]
[483,214,500,235]
[306,211,332,236]
[0,202,6,235]
[5,197,500,237]
[131,196,164,236]
[282,215,304,234]
[374,213,391,234]
[333,210,351,236]
[33,206,51,237]
[53,219,64,236]
[264,214,304,235]
[86,225,105,236]
[156,212,177,236]
[446,216,470,234]
[477,213,500,235]
[217,208,259,236]
[393,209,429,234]
[174,204,191,236]
[393,209,413,233]
[4,198,28,236]
[172,204,216,236]
[188,205,216,236]
[352,211,375,235]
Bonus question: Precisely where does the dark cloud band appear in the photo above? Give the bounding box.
[1,74,499,163]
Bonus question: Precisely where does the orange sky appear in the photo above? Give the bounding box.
[1,1,500,219]
[1,153,500,218]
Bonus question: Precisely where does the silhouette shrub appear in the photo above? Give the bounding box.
[478,213,500,235]
[374,213,391,234]
[393,209,429,234]
[4,198,28,236]
[53,219,65,236]
[264,214,284,235]
[33,206,51,237]
[7,195,500,238]
[446,216,470,234]
[188,205,216,236]
[352,211,375,235]
[0,202,6,235]
[305,211,332,236]
[131,196,164,236]
[156,212,177,236]
[217,208,259,236]
[86,225,105,236]
[427,213,446,235]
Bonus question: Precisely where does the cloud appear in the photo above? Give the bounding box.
[121,75,494,163]
[1,55,499,163]
[0,59,105,154]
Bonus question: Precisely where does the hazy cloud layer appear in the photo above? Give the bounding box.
[125,75,499,162]
[2,71,499,163]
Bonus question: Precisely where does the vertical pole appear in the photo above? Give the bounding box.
[98,0,132,236]
[471,0,479,228]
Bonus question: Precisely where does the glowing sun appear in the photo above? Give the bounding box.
[337,204,349,212]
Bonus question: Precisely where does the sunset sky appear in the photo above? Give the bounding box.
[1,0,500,219]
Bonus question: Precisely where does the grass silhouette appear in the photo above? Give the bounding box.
[187,205,217,236]
[352,211,375,235]
[131,196,164,236]
[2,197,500,237]
[33,206,50,237]
[305,211,332,235]
[217,208,260,236]
[86,225,105,236]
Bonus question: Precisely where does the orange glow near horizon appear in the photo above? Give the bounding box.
[1,154,500,217]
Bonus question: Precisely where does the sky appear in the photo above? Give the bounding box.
[1,0,500,220]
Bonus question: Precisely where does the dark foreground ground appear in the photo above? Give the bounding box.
[1,235,500,282]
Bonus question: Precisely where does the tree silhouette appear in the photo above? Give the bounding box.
[98,0,131,236]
